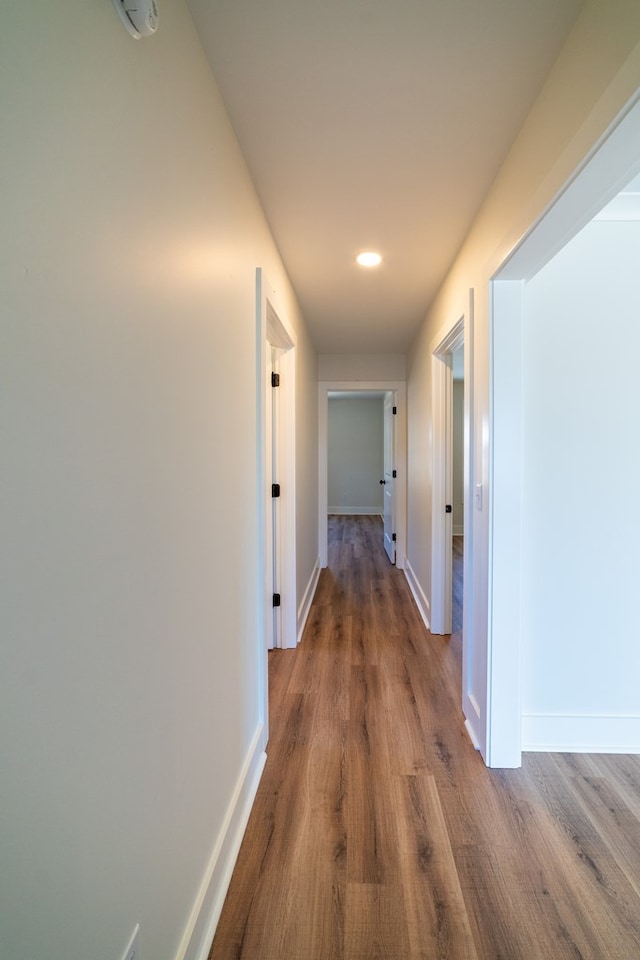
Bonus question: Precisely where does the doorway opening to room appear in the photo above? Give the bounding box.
[451,344,464,635]
[256,269,297,742]
[318,380,407,571]
[325,390,395,561]
[430,309,473,637]
[487,93,640,768]
[430,300,476,743]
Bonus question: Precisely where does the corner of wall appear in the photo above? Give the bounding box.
[177,725,267,960]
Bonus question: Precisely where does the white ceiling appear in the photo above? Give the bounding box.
[188,0,584,354]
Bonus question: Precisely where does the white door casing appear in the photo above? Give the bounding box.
[257,270,297,695]
[383,392,396,563]
[430,297,478,750]
[486,92,640,768]
[268,345,283,649]
[431,314,467,635]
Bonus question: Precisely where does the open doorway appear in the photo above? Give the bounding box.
[429,297,477,747]
[327,391,385,517]
[257,269,297,676]
[451,344,464,634]
[430,311,473,636]
[487,94,640,767]
[325,389,397,563]
[318,380,406,570]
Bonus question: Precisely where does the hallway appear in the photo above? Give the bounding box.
[209,516,640,960]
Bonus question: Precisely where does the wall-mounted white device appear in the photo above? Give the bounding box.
[112,0,159,39]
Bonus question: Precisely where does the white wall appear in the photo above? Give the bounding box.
[521,219,640,750]
[406,0,640,761]
[319,353,406,381]
[0,3,316,959]
[328,397,384,513]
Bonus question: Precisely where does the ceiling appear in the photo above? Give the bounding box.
[187,0,584,354]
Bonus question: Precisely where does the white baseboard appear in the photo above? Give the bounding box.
[298,558,320,643]
[403,559,430,631]
[464,718,480,750]
[522,714,640,754]
[176,724,267,960]
[328,506,383,515]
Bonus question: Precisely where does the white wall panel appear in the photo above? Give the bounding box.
[0,3,317,958]
[521,220,640,746]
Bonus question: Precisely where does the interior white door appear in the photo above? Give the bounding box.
[269,346,282,649]
[383,392,396,563]
[265,350,275,650]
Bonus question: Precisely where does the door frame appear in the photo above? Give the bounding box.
[256,269,297,731]
[318,380,407,569]
[486,91,640,767]
[383,391,396,564]
[431,315,463,635]
[430,295,478,742]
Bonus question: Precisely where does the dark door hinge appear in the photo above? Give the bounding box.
[271,483,281,498]
[445,504,452,513]
[392,533,397,542]
[273,593,281,607]
[392,405,397,415]
[392,469,397,478]
[271,372,280,387]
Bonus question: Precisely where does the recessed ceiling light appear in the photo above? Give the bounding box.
[356,251,382,267]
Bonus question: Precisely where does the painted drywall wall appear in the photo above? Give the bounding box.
[328,397,384,513]
[0,3,316,960]
[319,353,406,381]
[406,0,640,759]
[520,219,640,749]
[452,380,464,534]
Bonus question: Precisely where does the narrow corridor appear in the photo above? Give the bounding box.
[210,516,640,960]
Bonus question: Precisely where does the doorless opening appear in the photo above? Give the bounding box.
[429,294,477,748]
[318,380,407,570]
[256,270,297,737]
[487,92,640,768]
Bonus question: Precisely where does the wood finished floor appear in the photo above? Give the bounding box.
[452,535,463,635]
[209,515,640,960]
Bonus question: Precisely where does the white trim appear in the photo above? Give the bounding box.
[522,715,640,754]
[464,718,480,750]
[403,560,430,631]
[430,313,466,635]
[463,692,483,754]
[428,295,477,753]
[176,725,267,960]
[328,506,384,515]
[430,347,454,634]
[487,280,524,769]
[257,269,297,657]
[498,89,640,283]
[297,557,320,643]
[319,380,407,571]
[488,93,640,768]
[276,334,297,650]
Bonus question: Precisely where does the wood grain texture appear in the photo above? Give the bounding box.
[209,515,640,960]
[452,535,463,634]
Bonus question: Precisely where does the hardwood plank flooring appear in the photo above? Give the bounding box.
[209,515,640,960]
[452,536,463,634]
